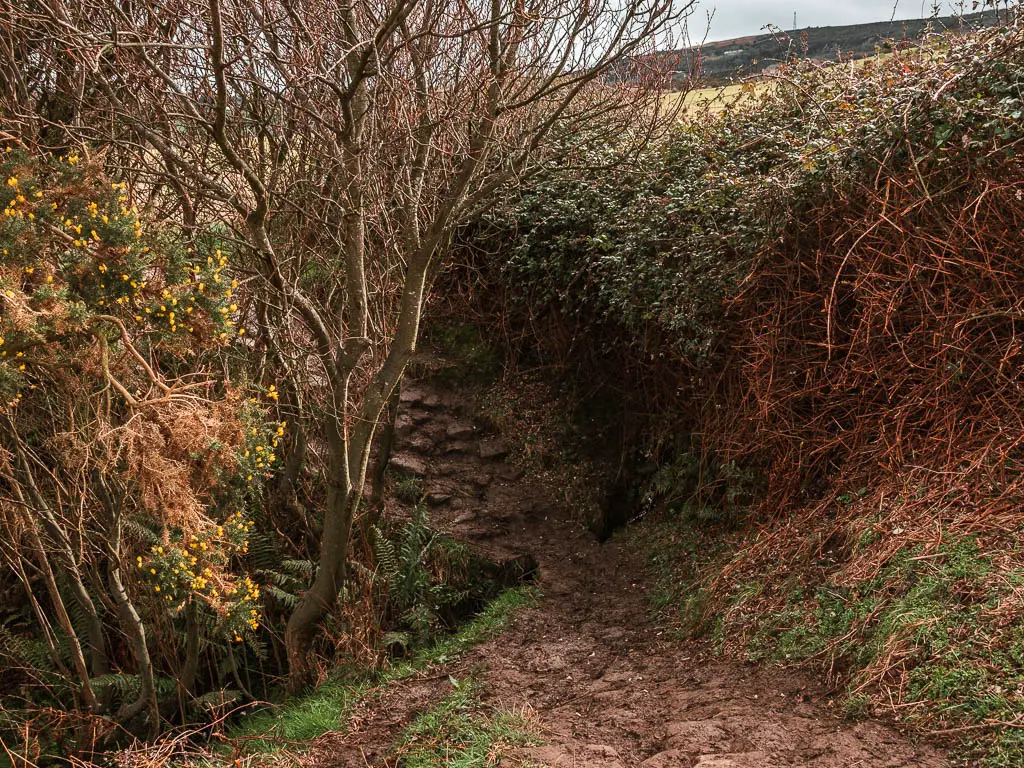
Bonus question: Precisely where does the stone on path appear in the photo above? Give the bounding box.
[425,490,451,506]
[640,750,691,767]
[479,438,510,460]
[693,754,769,768]
[467,470,493,488]
[390,453,426,478]
[446,421,476,440]
[406,434,436,454]
[495,463,525,482]
[399,386,426,405]
[395,413,416,438]
[664,720,731,752]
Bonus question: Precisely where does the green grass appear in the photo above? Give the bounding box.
[228,674,372,751]
[628,508,724,635]
[634,508,1024,764]
[402,585,541,670]
[225,586,540,754]
[396,678,540,768]
[394,475,425,504]
[746,538,993,666]
[774,538,1024,767]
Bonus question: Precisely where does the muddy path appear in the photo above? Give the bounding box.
[315,371,949,768]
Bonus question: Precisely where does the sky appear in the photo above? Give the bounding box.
[691,1,978,42]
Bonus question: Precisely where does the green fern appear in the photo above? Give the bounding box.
[263,584,298,609]
[282,559,315,578]
[122,516,160,547]
[0,626,56,672]
[256,557,315,609]
[372,508,450,645]
[91,672,142,699]
[246,532,284,571]
[373,529,399,584]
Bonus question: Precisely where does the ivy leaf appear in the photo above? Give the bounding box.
[934,123,955,147]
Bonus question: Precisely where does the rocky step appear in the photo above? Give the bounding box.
[445,421,477,440]
[424,490,452,506]
[478,439,510,460]
[399,385,442,409]
[390,453,427,478]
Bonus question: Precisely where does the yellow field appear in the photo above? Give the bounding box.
[664,82,768,116]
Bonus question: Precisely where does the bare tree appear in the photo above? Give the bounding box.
[2,0,689,688]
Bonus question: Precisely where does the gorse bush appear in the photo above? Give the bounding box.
[0,148,279,753]
[0,147,541,760]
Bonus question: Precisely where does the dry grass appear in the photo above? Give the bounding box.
[664,83,764,115]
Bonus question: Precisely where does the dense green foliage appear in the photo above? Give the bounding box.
[486,23,1024,508]
[491,28,1024,371]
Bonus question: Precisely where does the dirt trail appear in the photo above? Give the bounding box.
[319,372,949,768]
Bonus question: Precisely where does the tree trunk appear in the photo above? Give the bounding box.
[365,377,402,534]
[9,441,110,680]
[283,448,358,692]
[104,502,160,735]
[284,248,432,693]
[177,603,201,721]
[27,527,99,715]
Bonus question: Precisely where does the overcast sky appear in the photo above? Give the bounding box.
[691,1,974,42]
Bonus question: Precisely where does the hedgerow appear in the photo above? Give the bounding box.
[482,23,1024,760]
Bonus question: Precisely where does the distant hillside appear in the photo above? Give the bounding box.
[671,9,1003,85]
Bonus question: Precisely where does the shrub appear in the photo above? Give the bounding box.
[0,147,277,751]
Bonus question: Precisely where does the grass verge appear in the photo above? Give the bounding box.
[226,585,540,754]
[394,677,540,768]
[631,508,1024,766]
